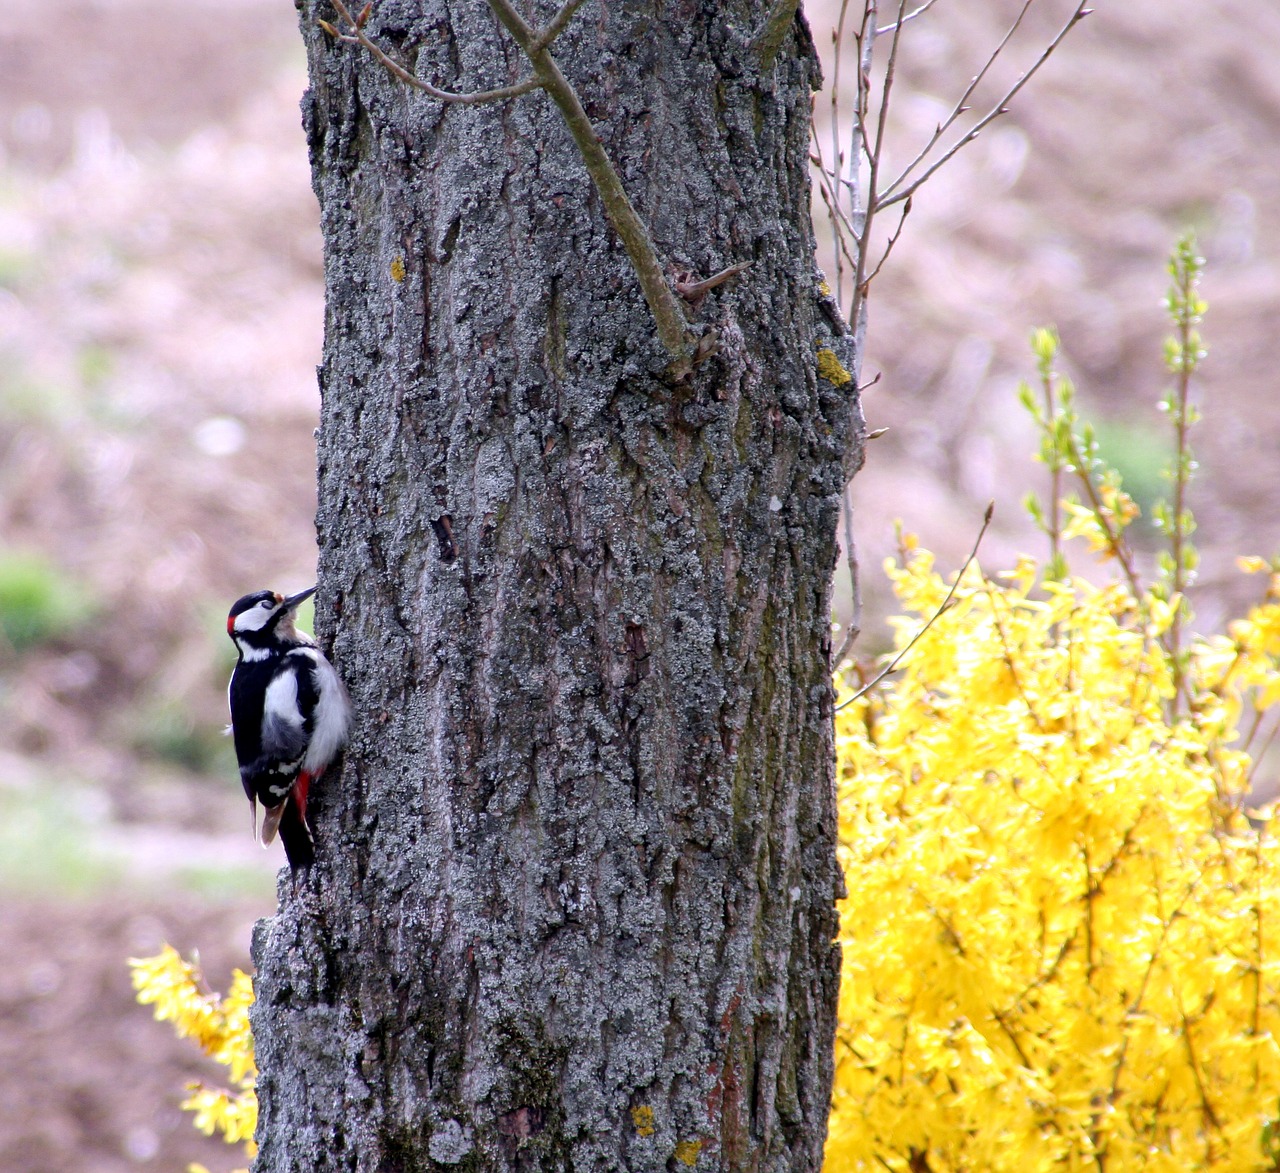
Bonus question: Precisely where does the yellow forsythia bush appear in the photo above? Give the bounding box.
[826,547,1280,1171]
[129,945,256,1173]
[825,235,1280,1171]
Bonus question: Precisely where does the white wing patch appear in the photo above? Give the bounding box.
[261,667,309,773]
[263,669,304,729]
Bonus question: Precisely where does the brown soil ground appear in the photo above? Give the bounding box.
[0,895,269,1173]
[2,1,1278,1168]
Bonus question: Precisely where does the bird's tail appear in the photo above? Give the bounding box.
[260,772,316,871]
[275,799,315,872]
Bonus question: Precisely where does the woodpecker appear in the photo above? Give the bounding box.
[226,586,351,871]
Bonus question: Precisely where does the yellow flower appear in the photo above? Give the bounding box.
[130,948,257,1160]
[829,545,1280,1171]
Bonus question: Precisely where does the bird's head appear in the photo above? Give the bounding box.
[226,586,316,653]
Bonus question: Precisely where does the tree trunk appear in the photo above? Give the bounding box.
[251,1,864,1169]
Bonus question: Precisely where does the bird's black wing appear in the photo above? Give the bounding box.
[242,659,311,807]
[286,648,321,736]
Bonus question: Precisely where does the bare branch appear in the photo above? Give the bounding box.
[850,0,876,199]
[1245,719,1280,792]
[812,154,865,247]
[881,0,1035,200]
[843,0,877,319]
[675,262,752,302]
[816,178,862,279]
[836,502,993,710]
[875,0,942,36]
[327,0,543,105]
[861,195,911,288]
[834,485,864,665]
[830,0,854,206]
[484,0,694,367]
[877,3,1090,211]
[813,135,848,304]
[530,0,593,53]
[847,0,908,334]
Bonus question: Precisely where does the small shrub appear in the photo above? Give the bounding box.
[0,548,90,651]
[129,946,255,1173]
[827,237,1280,1171]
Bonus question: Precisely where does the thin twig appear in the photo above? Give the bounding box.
[1240,699,1266,755]
[848,0,908,334]
[326,0,543,105]
[881,0,1035,200]
[1180,1003,1223,1139]
[850,0,876,223]
[990,1007,1036,1072]
[328,0,693,369]
[814,0,856,312]
[877,4,1091,212]
[1245,718,1280,792]
[861,196,912,287]
[982,576,1046,733]
[1253,821,1266,1091]
[1058,424,1187,713]
[831,0,853,212]
[1104,870,1198,1125]
[1027,336,1065,577]
[1166,242,1202,717]
[530,0,593,53]
[812,152,864,245]
[1062,428,1145,606]
[829,0,876,319]
[811,130,849,308]
[674,262,751,301]
[875,0,942,36]
[816,176,855,302]
[837,501,993,709]
[813,161,864,272]
[484,0,694,368]
[834,485,864,665]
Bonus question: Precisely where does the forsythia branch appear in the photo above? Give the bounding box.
[129,947,258,1164]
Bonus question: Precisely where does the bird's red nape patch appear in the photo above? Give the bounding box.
[226,615,235,634]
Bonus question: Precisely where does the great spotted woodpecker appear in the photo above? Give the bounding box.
[226,587,351,871]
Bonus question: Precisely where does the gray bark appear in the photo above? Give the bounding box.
[251,0,864,1168]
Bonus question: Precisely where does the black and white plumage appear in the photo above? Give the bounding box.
[226,587,351,871]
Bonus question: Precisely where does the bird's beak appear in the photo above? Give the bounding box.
[282,586,317,612]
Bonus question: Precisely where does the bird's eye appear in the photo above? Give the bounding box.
[259,599,274,609]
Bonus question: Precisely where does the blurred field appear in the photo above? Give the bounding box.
[2,0,1279,1168]
[824,3,1280,628]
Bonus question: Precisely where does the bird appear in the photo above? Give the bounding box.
[225,586,351,871]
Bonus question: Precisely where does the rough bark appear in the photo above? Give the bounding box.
[251,0,864,1168]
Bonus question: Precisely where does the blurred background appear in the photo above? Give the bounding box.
[1,0,1278,1168]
